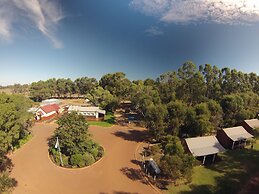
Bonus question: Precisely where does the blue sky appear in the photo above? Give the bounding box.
[0,0,259,85]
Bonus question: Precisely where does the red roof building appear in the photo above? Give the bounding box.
[35,104,60,120]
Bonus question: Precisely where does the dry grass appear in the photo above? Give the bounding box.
[0,87,13,94]
[60,99,86,106]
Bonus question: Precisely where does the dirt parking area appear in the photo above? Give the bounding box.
[9,123,156,194]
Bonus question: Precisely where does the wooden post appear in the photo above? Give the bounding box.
[202,155,206,165]
[232,141,235,149]
[212,154,216,163]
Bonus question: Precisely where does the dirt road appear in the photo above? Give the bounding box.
[10,123,156,194]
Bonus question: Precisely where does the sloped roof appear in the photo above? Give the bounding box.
[68,105,106,114]
[185,136,226,157]
[39,104,60,114]
[223,126,254,141]
[244,119,259,129]
[41,99,60,106]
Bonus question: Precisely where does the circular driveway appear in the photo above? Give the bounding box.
[10,123,156,194]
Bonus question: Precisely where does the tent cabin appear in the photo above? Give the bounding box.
[144,158,161,180]
[185,136,226,164]
[35,104,60,120]
[242,119,259,135]
[216,126,254,149]
[68,105,106,120]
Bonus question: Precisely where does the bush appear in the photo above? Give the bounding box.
[82,153,95,166]
[90,148,99,160]
[70,154,84,167]
[62,155,69,167]
[49,112,104,168]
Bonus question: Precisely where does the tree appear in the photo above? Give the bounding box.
[86,86,118,112]
[30,81,51,101]
[167,100,188,136]
[130,82,161,117]
[176,62,206,104]
[0,94,33,193]
[157,71,178,104]
[221,94,245,127]
[75,77,98,96]
[46,78,57,97]
[183,103,214,136]
[0,94,33,152]
[144,103,168,140]
[99,72,131,99]
[200,64,222,99]
[159,136,194,181]
[49,112,103,167]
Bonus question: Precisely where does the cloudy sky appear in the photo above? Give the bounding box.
[1,0,259,85]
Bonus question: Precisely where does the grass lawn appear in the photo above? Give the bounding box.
[88,113,115,127]
[167,137,259,194]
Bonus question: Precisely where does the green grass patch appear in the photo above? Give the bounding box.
[166,139,259,194]
[88,112,115,127]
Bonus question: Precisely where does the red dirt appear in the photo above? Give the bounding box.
[9,123,156,194]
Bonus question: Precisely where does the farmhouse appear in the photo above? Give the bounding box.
[68,105,106,119]
[216,126,254,149]
[185,136,226,164]
[35,104,60,120]
[242,119,259,135]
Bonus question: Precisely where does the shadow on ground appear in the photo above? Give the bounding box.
[120,167,147,185]
[0,155,18,192]
[0,156,14,172]
[112,130,148,143]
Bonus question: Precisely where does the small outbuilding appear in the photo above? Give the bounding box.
[41,99,60,106]
[68,105,106,120]
[35,104,60,120]
[185,136,226,164]
[216,126,254,149]
[242,119,259,135]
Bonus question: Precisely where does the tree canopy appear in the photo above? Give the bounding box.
[0,94,33,193]
[49,112,103,168]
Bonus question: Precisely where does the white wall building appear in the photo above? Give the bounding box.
[68,105,106,119]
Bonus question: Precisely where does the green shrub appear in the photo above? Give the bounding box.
[70,154,84,167]
[90,148,99,159]
[82,153,95,166]
[62,155,69,166]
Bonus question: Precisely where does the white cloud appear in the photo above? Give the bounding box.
[146,26,164,36]
[0,0,63,48]
[130,0,259,25]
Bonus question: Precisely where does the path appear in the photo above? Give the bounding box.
[9,123,156,194]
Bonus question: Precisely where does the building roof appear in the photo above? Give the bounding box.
[185,136,226,157]
[39,104,60,114]
[222,126,254,141]
[68,105,106,115]
[41,99,60,106]
[244,119,259,129]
